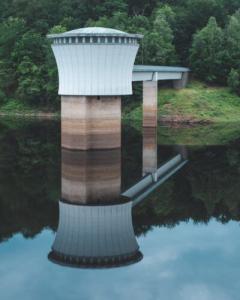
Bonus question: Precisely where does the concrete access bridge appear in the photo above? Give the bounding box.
[133,65,189,126]
[48,27,189,150]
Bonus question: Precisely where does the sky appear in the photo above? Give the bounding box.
[0,220,240,300]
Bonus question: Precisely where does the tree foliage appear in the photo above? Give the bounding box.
[228,69,240,95]
[190,17,224,83]
[224,10,240,72]
[0,0,240,107]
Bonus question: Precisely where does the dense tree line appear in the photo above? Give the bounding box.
[0,0,240,108]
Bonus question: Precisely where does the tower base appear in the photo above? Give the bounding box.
[61,96,121,150]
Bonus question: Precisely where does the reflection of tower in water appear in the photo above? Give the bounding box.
[48,147,142,268]
[61,149,121,205]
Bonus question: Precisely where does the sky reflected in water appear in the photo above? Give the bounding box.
[0,221,239,300]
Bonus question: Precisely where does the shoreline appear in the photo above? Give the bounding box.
[159,115,212,125]
[1,111,240,147]
[0,111,212,123]
[0,112,59,119]
[1,81,240,123]
[0,111,238,127]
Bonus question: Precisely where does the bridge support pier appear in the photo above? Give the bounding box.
[173,72,189,89]
[61,96,121,150]
[143,80,158,127]
[142,127,157,177]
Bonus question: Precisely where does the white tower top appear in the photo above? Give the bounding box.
[48,26,142,38]
[47,27,142,96]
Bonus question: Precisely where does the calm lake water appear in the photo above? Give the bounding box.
[0,118,240,300]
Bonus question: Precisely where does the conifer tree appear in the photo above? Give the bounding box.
[190,17,224,83]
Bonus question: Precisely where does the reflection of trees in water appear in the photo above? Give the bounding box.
[133,140,240,236]
[0,121,240,241]
[0,120,60,242]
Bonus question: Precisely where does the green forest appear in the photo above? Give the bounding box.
[0,0,240,110]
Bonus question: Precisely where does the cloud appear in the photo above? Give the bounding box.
[179,283,229,300]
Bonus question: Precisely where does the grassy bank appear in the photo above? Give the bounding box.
[1,81,240,123]
[124,81,240,123]
[0,99,59,118]
[1,84,240,146]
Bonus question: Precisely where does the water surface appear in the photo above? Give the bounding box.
[0,119,240,300]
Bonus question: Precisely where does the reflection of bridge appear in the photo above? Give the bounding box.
[123,153,188,207]
[123,127,188,206]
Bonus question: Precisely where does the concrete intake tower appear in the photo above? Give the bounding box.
[47,27,142,150]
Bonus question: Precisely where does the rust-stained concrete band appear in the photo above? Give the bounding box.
[61,96,121,150]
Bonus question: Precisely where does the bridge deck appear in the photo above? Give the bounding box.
[132,65,190,82]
